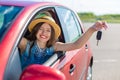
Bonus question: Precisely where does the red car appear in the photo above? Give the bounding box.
[0,1,93,80]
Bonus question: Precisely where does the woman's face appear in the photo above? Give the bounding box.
[36,23,52,43]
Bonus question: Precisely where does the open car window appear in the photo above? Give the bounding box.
[23,8,65,67]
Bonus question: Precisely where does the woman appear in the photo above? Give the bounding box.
[19,16,108,69]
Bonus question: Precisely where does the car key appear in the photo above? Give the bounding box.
[96,31,102,46]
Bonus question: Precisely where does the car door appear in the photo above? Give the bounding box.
[4,47,22,80]
[55,7,88,80]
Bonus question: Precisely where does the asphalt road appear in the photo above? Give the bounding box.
[83,23,120,80]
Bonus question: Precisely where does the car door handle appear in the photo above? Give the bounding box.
[69,64,76,74]
[85,44,88,51]
[85,44,88,49]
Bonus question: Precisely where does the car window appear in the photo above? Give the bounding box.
[0,5,23,42]
[0,13,4,29]
[56,7,82,42]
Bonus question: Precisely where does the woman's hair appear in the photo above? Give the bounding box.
[27,22,56,47]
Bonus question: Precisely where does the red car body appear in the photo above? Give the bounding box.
[0,1,93,80]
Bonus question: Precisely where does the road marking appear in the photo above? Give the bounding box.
[94,59,117,63]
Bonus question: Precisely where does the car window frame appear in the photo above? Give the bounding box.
[19,6,65,66]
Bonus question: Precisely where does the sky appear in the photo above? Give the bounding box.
[5,0,120,15]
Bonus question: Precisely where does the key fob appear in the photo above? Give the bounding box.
[96,31,102,46]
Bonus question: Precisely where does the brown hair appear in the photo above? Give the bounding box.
[27,22,56,47]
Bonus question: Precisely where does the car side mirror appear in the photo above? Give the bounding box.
[20,64,66,80]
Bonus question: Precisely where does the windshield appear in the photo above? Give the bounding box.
[0,5,23,42]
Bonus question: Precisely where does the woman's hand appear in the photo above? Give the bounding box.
[92,21,108,31]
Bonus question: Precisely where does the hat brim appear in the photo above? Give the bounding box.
[28,19,61,39]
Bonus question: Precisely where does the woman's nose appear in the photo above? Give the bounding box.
[41,30,46,34]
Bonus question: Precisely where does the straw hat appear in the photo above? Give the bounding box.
[28,16,61,39]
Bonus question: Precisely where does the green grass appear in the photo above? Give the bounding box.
[78,12,120,23]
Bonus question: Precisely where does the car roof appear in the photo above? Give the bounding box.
[0,1,62,7]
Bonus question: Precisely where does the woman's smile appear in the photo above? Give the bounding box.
[40,34,48,39]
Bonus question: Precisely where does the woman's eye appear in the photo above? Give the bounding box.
[39,28,51,33]
[39,28,43,30]
[46,29,51,32]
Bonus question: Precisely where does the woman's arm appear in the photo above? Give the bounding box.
[54,21,108,51]
[18,37,28,54]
